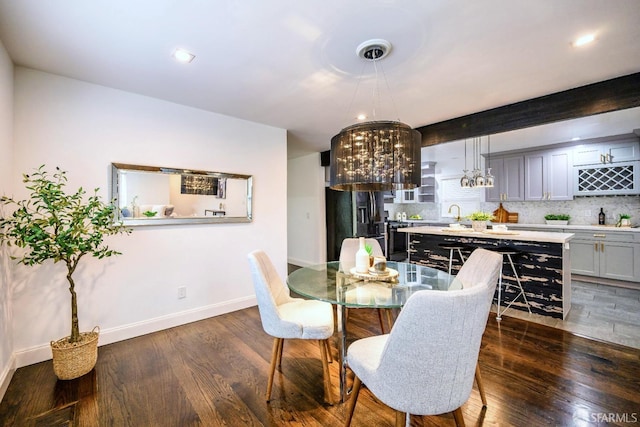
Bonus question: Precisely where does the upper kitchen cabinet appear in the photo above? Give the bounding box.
[384,166,432,204]
[417,161,436,203]
[573,134,640,166]
[572,134,640,196]
[382,190,395,203]
[574,160,640,196]
[486,155,525,202]
[486,132,640,200]
[524,148,573,201]
[394,188,417,203]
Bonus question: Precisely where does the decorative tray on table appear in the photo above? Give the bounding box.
[349,267,399,282]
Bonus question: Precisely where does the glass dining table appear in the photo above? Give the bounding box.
[286,260,462,401]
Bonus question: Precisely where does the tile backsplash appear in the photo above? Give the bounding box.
[386,196,640,225]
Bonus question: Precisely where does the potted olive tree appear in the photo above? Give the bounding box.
[0,166,131,380]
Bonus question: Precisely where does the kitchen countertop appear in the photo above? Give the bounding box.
[389,220,640,233]
[501,223,640,232]
[399,225,574,243]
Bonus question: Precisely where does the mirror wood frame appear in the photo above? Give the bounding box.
[111,163,253,226]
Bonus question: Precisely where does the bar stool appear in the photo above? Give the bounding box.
[492,247,532,320]
[438,243,470,276]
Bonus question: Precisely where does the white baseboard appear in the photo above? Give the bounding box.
[0,354,16,403]
[13,296,257,369]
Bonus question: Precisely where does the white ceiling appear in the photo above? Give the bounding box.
[1,0,639,158]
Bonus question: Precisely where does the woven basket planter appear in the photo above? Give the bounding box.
[50,327,99,380]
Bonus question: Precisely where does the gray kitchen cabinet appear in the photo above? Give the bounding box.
[486,155,525,202]
[573,138,640,166]
[569,230,640,282]
[524,148,573,201]
[573,160,640,196]
[570,239,600,276]
[600,241,640,281]
[484,133,640,200]
[573,145,606,166]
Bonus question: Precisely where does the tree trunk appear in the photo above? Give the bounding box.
[67,266,80,343]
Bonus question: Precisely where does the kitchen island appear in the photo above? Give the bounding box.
[400,226,574,319]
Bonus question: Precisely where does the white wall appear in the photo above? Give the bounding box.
[0,39,15,400]
[287,152,326,266]
[9,68,288,367]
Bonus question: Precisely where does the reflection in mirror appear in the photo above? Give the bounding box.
[111,163,252,225]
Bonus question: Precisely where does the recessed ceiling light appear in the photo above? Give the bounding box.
[357,114,367,121]
[572,136,581,141]
[573,34,596,47]
[172,48,195,63]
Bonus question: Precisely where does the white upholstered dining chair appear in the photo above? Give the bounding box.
[344,248,502,426]
[247,250,335,404]
[339,238,392,333]
[453,248,503,407]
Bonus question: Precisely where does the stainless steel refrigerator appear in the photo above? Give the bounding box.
[325,189,386,261]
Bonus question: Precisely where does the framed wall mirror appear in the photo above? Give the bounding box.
[111,163,253,225]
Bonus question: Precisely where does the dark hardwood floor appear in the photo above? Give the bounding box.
[1,306,639,426]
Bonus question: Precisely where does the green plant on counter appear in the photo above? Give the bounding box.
[544,214,571,221]
[467,211,495,221]
[142,210,157,217]
[616,213,631,227]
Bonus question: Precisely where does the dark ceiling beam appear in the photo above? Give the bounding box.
[416,72,640,146]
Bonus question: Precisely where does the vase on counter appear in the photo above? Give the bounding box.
[471,220,487,232]
[355,237,370,273]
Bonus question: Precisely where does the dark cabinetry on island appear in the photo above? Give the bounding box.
[403,228,573,319]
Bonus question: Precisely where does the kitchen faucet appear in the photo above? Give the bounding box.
[448,204,461,222]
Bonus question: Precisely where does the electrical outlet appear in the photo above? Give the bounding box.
[584,210,591,217]
[178,286,187,299]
